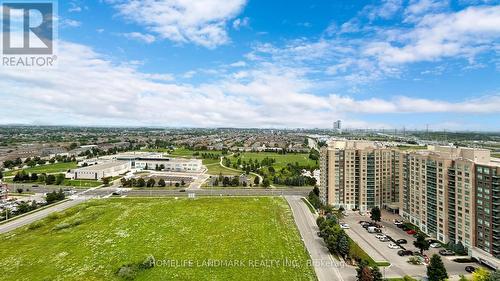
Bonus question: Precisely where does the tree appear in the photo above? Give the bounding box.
[17,188,23,194]
[45,174,56,185]
[55,173,65,185]
[158,179,166,187]
[254,177,260,185]
[147,178,156,187]
[472,268,491,281]
[17,201,30,214]
[30,173,38,181]
[370,206,381,222]
[0,170,3,179]
[262,178,270,188]
[137,178,146,188]
[414,233,430,254]
[356,260,373,281]
[102,177,111,186]
[427,254,448,281]
[337,232,350,258]
[372,266,383,281]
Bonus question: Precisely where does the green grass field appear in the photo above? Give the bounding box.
[205,162,243,176]
[0,197,316,281]
[229,152,317,170]
[5,162,77,177]
[62,179,102,188]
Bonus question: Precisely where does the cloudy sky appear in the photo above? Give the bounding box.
[1,0,499,130]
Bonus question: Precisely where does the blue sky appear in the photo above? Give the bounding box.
[1,0,499,130]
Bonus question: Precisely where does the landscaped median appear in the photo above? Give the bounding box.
[0,197,317,281]
[348,238,390,267]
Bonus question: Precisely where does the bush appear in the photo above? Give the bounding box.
[116,256,155,280]
[53,223,71,231]
[27,221,44,230]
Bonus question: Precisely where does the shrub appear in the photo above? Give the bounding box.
[27,221,44,230]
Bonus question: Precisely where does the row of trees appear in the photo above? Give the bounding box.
[3,155,76,171]
[46,189,66,204]
[120,178,185,188]
[213,176,242,187]
[316,213,351,259]
[13,172,66,186]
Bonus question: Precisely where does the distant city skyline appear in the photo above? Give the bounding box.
[0,0,499,130]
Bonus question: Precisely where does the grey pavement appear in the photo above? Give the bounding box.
[343,212,477,279]
[0,198,87,234]
[286,196,353,281]
[127,188,310,197]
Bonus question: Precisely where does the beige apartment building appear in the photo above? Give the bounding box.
[320,140,398,212]
[320,141,500,267]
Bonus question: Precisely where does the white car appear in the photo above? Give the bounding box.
[388,243,401,249]
[375,234,386,239]
[379,237,390,242]
[430,242,442,248]
[340,224,350,229]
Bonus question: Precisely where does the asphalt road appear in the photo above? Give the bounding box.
[0,198,87,234]
[285,196,348,281]
[127,188,310,197]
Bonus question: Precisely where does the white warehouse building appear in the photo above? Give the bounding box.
[72,161,131,180]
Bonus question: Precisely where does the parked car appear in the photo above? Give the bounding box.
[394,219,403,225]
[430,242,442,248]
[396,239,408,244]
[375,234,386,239]
[398,250,413,256]
[439,249,455,256]
[388,243,401,249]
[465,266,476,273]
[359,220,369,225]
[379,237,390,242]
[406,230,417,235]
[362,223,372,229]
[340,223,350,229]
[32,184,39,188]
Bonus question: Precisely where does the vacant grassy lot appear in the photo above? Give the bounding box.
[5,162,77,176]
[229,152,317,170]
[0,198,316,281]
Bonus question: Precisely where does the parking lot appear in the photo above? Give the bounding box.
[343,212,478,279]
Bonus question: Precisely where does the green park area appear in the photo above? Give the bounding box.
[0,197,316,281]
[229,152,318,170]
[5,162,78,177]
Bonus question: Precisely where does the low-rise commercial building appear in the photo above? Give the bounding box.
[72,161,130,180]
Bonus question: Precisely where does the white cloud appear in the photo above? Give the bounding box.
[364,6,500,64]
[0,41,498,129]
[405,0,450,21]
[106,0,247,48]
[230,61,246,67]
[61,19,82,28]
[121,32,156,44]
[233,17,250,30]
[365,0,403,20]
